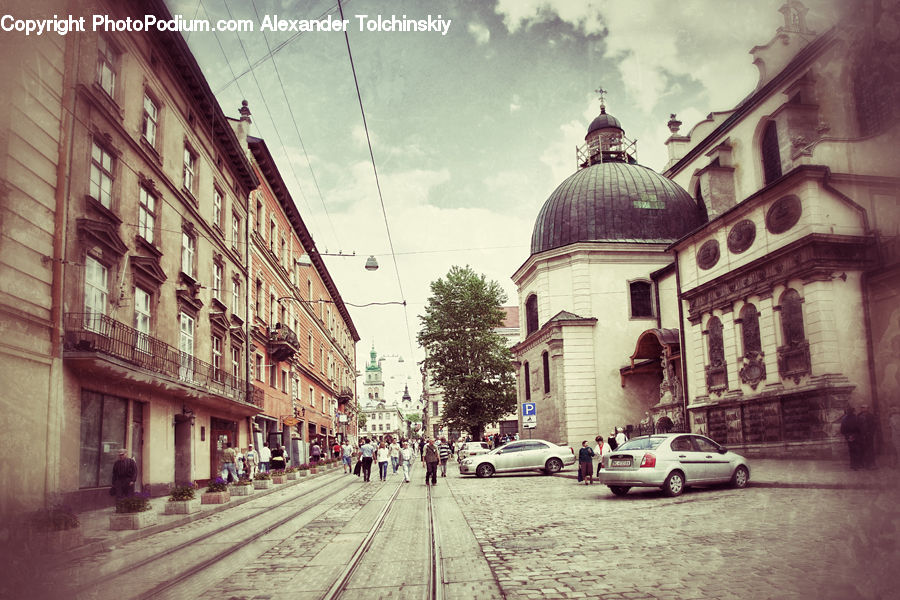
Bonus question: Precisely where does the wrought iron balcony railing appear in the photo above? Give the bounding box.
[64,312,258,407]
[267,323,300,362]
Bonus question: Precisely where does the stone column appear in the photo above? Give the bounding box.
[757,292,781,388]
[802,277,841,376]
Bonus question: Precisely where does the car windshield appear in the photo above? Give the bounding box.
[616,437,665,451]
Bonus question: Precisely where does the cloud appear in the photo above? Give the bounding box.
[468,21,491,45]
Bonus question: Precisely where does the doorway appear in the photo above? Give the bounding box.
[210,417,237,480]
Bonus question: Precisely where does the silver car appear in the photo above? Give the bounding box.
[598,433,750,497]
[459,439,576,477]
[457,441,490,461]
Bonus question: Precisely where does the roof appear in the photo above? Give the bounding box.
[586,110,623,136]
[530,161,704,255]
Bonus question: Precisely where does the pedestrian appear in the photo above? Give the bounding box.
[607,430,618,452]
[857,404,878,469]
[311,440,322,465]
[840,406,861,470]
[400,441,413,482]
[438,437,451,477]
[418,437,426,458]
[341,440,353,473]
[359,437,375,482]
[222,442,239,483]
[377,441,390,481]
[389,437,401,473]
[578,441,595,485]
[270,444,286,472]
[594,436,606,478]
[110,448,137,500]
[244,444,259,479]
[235,446,245,478]
[333,441,341,459]
[259,442,271,473]
[424,438,439,486]
[615,427,627,447]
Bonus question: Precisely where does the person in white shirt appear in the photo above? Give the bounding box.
[388,438,401,474]
[376,442,391,481]
[400,441,413,482]
[615,427,627,447]
[594,436,607,478]
[259,442,272,473]
[341,441,353,473]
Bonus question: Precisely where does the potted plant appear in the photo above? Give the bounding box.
[231,477,254,496]
[271,469,286,484]
[309,461,318,474]
[202,477,230,504]
[296,463,310,477]
[253,471,272,489]
[110,492,156,530]
[28,503,82,552]
[284,466,299,480]
[165,483,200,514]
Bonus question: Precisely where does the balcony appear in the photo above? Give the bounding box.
[267,323,300,362]
[64,313,260,410]
[337,386,354,404]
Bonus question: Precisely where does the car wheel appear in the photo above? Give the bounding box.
[609,486,630,496]
[663,471,685,497]
[544,458,563,474]
[731,465,749,489]
[475,463,494,478]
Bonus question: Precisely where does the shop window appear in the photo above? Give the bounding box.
[79,390,127,488]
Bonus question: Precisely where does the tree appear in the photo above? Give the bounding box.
[417,265,516,440]
[405,413,421,423]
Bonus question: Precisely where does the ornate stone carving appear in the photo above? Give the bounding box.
[727,219,756,254]
[766,196,802,234]
[697,239,720,270]
[739,350,767,389]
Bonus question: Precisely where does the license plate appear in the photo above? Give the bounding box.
[611,459,632,467]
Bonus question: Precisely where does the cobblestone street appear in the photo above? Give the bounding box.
[445,464,900,600]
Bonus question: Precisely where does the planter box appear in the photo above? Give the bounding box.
[309,467,318,474]
[109,511,157,530]
[286,472,299,480]
[164,498,201,515]
[231,485,253,496]
[253,479,272,490]
[201,491,230,504]
[297,470,309,477]
[271,475,286,484]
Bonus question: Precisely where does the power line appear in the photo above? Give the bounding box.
[336,0,415,360]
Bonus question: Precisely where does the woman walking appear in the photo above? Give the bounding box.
[377,441,390,481]
[578,440,595,485]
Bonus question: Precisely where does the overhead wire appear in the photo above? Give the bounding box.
[335,0,415,359]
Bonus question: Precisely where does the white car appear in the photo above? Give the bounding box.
[459,439,576,477]
[457,441,490,461]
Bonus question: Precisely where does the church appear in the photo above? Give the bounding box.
[511,0,900,457]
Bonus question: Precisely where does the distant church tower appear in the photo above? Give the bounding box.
[364,345,385,403]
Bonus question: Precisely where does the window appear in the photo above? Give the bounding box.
[232,213,240,251]
[525,295,539,335]
[281,370,288,394]
[542,351,550,394]
[79,390,129,488]
[232,279,240,316]
[320,346,325,373]
[90,142,114,208]
[309,386,314,406]
[705,316,727,390]
[212,335,223,381]
[255,199,262,233]
[255,279,262,318]
[183,146,197,193]
[281,237,287,265]
[255,354,263,381]
[761,121,782,185]
[269,293,276,326]
[232,346,241,379]
[780,289,806,346]
[740,304,762,356]
[307,279,312,301]
[270,219,277,252]
[142,93,158,146]
[629,280,653,318]
[96,36,118,98]
[269,363,277,388]
[213,262,223,300]
[134,286,151,352]
[524,362,531,400]
[308,333,314,364]
[181,231,195,277]
[213,189,222,229]
[84,256,108,330]
[138,185,156,244]
[179,312,195,381]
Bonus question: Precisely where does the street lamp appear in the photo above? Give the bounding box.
[298,250,379,271]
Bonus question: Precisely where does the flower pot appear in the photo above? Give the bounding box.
[298,470,309,477]
[309,467,318,474]
[164,498,201,515]
[109,511,157,530]
[286,472,299,480]
[253,479,272,490]
[231,485,253,496]
[271,475,286,484]
[201,491,230,504]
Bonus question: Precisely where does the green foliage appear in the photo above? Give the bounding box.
[168,483,197,501]
[357,413,367,429]
[405,413,421,423]
[115,493,151,513]
[417,266,516,440]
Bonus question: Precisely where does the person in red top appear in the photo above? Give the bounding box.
[332,442,341,459]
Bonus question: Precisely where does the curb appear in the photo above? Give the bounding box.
[556,471,894,491]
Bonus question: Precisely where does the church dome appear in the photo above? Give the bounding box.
[586,110,623,136]
[530,161,704,255]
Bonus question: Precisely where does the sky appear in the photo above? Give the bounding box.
[167,0,842,400]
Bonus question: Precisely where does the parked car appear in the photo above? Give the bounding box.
[457,441,490,461]
[459,439,576,477]
[597,433,750,497]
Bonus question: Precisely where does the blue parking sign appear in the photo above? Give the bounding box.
[522,402,536,416]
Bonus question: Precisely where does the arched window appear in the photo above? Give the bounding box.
[705,316,727,391]
[629,280,653,318]
[740,304,762,356]
[780,289,805,346]
[761,121,782,185]
[523,362,531,400]
[542,351,550,394]
[525,294,539,335]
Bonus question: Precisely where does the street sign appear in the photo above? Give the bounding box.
[282,417,299,427]
[522,402,536,416]
[522,414,537,429]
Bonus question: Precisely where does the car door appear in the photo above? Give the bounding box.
[691,435,732,482]
[669,435,709,483]
[516,441,551,470]
[492,442,528,471]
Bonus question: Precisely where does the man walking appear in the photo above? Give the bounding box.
[244,444,259,479]
[438,437,451,477]
[400,441,413,482]
[423,438,439,486]
[111,449,137,500]
[222,442,239,483]
[389,437,401,474]
[259,442,271,473]
[359,437,375,482]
